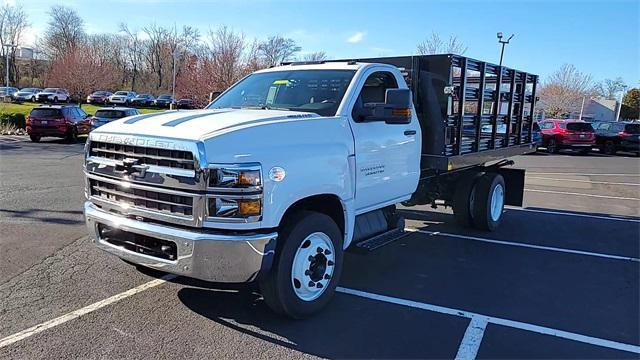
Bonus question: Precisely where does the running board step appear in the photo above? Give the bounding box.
[352,227,410,252]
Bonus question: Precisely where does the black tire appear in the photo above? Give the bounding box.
[29,134,41,142]
[452,172,484,227]
[547,138,559,154]
[602,141,616,155]
[53,96,58,103]
[66,126,78,143]
[30,96,36,102]
[259,211,343,319]
[472,173,506,231]
[578,148,591,155]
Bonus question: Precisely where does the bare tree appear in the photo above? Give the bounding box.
[0,4,29,85]
[119,23,144,91]
[538,64,595,118]
[303,51,328,62]
[142,23,170,90]
[596,77,626,100]
[208,26,246,89]
[47,44,117,100]
[258,35,301,66]
[41,5,85,58]
[417,32,467,55]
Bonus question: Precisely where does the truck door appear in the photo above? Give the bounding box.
[349,70,421,212]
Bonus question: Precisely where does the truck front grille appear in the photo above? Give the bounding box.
[89,141,195,170]
[90,179,194,216]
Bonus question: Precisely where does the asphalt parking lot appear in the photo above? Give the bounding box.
[1,136,639,359]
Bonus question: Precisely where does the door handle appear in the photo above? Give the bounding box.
[404,130,416,136]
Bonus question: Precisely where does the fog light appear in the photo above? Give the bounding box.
[238,199,261,216]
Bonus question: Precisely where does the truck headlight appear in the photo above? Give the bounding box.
[207,197,261,220]
[206,164,262,222]
[208,165,261,189]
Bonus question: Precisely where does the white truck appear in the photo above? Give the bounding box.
[84,54,538,318]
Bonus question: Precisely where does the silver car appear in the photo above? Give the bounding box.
[12,88,42,102]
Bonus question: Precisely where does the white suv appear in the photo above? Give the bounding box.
[108,91,137,105]
[35,88,70,103]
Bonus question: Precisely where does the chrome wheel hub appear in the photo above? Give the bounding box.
[291,232,335,301]
[490,183,504,221]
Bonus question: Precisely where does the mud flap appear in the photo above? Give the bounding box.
[498,168,525,206]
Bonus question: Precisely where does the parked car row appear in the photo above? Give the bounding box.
[535,119,639,156]
[86,90,195,108]
[2,87,72,103]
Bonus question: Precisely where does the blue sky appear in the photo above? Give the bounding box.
[13,0,640,87]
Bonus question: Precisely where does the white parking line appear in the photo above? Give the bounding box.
[455,318,488,360]
[336,287,640,355]
[0,274,176,349]
[525,188,640,201]
[527,172,640,177]
[407,229,640,262]
[511,208,640,223]
[527,176,640,186]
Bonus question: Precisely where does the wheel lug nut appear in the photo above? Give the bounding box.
[308,281,315,287]
[317,247,323,253]
[324,249,332,255]
[316,283,323,289]
[308,255,314,261]
[304,269,311,276]
[327,260,334,266]
[324,274,331,280]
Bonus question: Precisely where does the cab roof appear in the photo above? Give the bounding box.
[254,61,370,74]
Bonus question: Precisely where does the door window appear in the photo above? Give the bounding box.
[352,71,398,122]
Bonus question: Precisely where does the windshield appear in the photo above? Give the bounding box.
[92,91,109,96]
[114,91,128,96]
[95,110,126,119]
[625,124,640,134]
[43,88,57,92]
[158,95,172,99]
[207,70,356,116]
[566,123,594,132]
[30,108,62,118]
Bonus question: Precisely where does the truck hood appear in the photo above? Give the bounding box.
[92,108,322,141]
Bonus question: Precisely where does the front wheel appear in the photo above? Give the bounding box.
[260,211,343,319]
[602,141,616,155]
[29,134,41,142]
[472,173,506,231]
[66,126,78,143]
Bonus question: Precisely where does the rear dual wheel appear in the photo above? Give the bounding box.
[453,173,506,231]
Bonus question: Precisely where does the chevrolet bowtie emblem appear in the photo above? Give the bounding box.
[114,158,149,177]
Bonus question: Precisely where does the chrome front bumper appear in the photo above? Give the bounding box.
[84,202,277,283]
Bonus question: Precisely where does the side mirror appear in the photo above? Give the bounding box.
[359,88,412,124]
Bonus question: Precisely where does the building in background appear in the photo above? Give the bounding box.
[15,47,35,60]
[581,97,619,122]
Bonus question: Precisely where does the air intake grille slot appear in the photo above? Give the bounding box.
[90,179,194,216]
[90,141,195,170]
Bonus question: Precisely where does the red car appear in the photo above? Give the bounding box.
[540,119,595,154]
[26,105,91,143]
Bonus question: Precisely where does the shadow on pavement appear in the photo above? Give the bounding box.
[176,283,462,359]
[0,208,84,225]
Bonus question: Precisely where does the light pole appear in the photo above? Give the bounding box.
[3,43,17,88]
[171,48,179,110]
[615,85,628,121]
[497,32,514,67]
